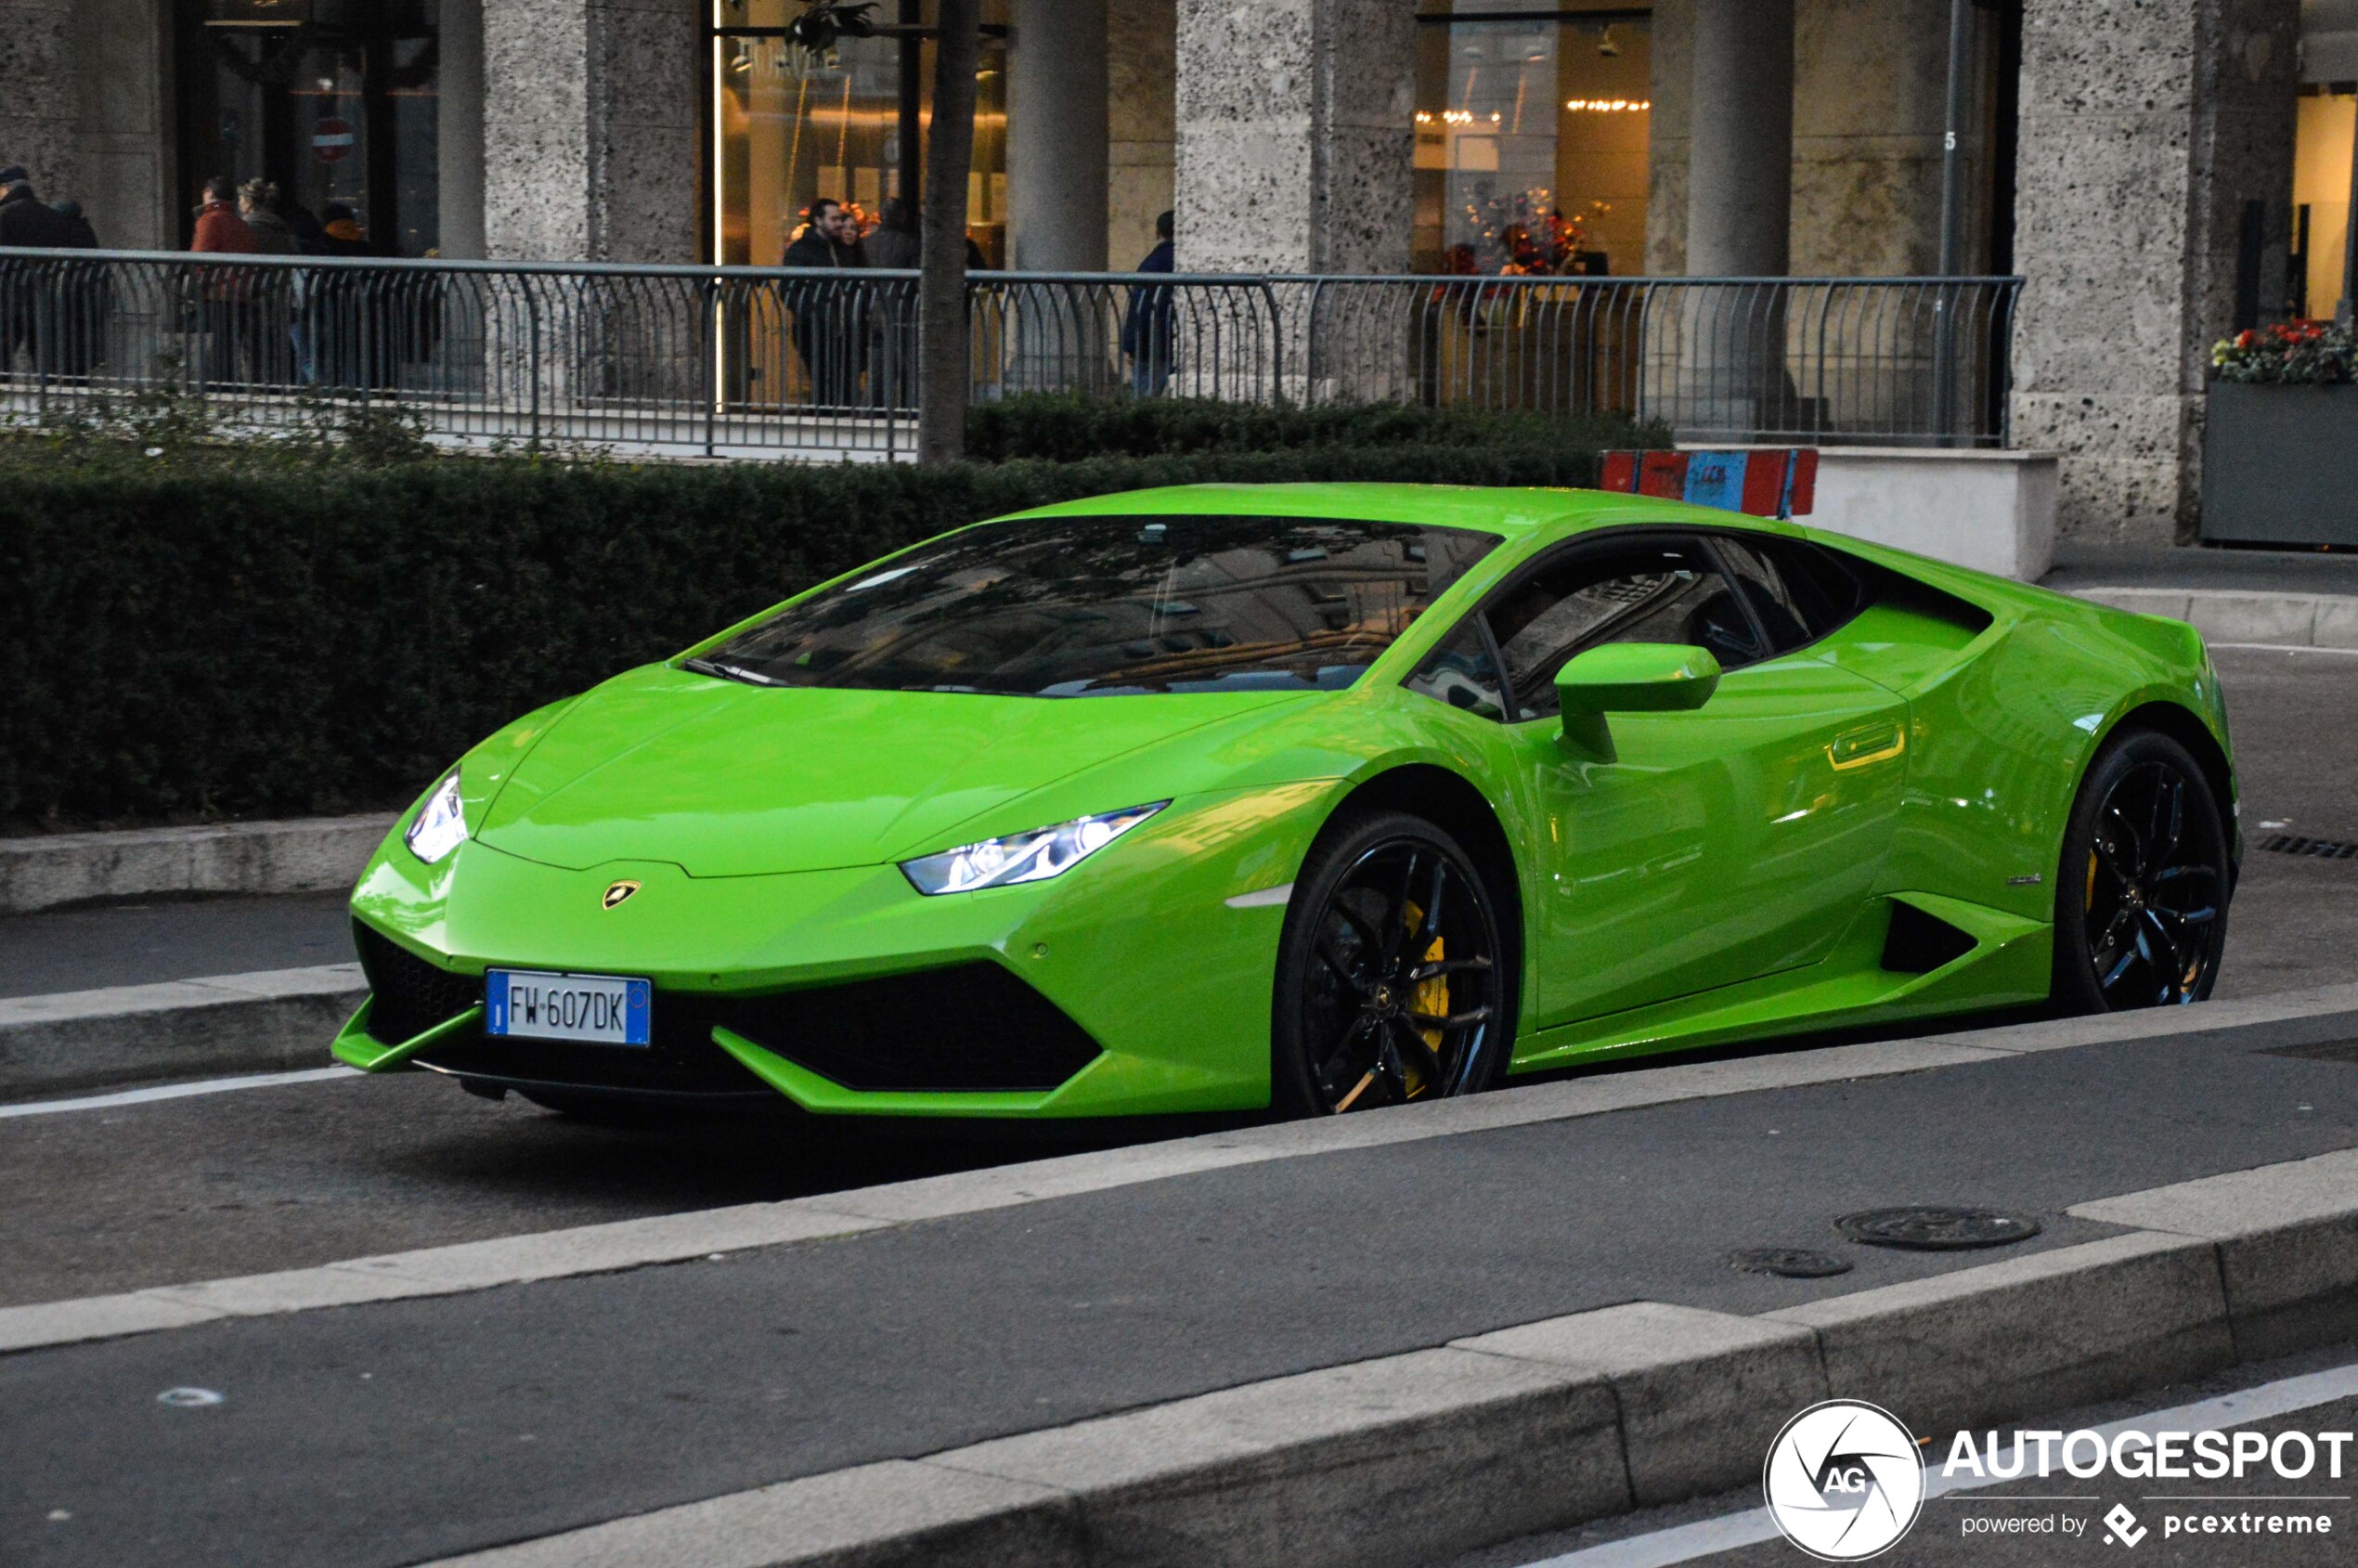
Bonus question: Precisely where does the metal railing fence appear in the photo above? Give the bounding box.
[0,249,2021,459]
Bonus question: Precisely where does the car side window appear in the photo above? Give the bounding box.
[1485,539,1766,721]
[1712,537,1863,651]
[1405,621,1508,721]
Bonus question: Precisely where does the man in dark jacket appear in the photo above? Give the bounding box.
[782,199,867,408]
[1121,209,1177,397]
[1,171,101,378]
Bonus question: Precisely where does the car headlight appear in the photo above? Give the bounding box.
[404,769,469,864]
[900,803,1167,896]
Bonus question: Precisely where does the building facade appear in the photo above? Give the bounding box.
[3,0,2353,542]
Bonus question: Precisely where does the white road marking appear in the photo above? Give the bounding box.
[1515,1359,2358,1568]
[0,1067,358,1120]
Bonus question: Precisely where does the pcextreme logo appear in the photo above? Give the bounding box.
[1763,1400,1926,1562]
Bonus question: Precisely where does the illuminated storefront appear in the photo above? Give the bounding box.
[1414,3,1652,277]
[708,0,1009,268]
[2294,83,2356,320]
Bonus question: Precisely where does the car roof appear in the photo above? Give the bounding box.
[1004,483,1807,542]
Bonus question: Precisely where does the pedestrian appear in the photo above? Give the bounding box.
[859,197,919,269]
[1121,209,1176,397]
[2,169,102,380]
[240,179,298,384]
[46,201,109,380]
[308,202,385,388]
[189,174,260,388]
[859,199,921,407]
[48,199,97,249]
[315,202,376,258]
[782,198,868,408]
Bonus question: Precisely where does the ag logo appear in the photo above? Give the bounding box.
[602,880,641,910]
[1763,1400,1924,1561]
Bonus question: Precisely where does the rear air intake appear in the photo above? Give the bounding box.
[1880,901,1978,975]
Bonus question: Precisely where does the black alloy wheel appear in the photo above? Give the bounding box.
[1273,810,1509,1117]
[2053,730,2231,1013]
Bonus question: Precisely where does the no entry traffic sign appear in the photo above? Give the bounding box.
[313,117,355,163]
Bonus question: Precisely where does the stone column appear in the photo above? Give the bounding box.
[1172,0,1415,275]
[1108,0,1175,272]
[481,0,701,438]
[1173,0,1414,400]
[438,0,487,260]
[1685,0,1794,278]
[1009,0,1109,272]
[2011,0,2300,543]
[1006,0,1109,391]
[481,0,700,264]
[0,1,81,204]
[1675,0,1795,437]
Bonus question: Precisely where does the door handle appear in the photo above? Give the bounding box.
[1828,722,1907,771]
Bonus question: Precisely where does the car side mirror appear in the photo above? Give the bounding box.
[1554,643,1722,758]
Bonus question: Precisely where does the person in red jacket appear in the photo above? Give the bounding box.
[189,175,260,388]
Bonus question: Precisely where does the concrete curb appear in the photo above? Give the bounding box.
[417,1147,2358,1568]
[2071,586,2358,649]
[0,965,367,1101]
[0,812,395,916]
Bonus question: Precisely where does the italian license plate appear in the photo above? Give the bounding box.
[485,970,652,1047]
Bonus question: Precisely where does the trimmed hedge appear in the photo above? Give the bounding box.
[964,394,1642,462]
[1,429,1635,829]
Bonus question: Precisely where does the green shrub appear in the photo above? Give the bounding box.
[0,416,1642,829]
[963,393,1651,461]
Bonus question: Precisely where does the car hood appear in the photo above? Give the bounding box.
[474,665,1310,876]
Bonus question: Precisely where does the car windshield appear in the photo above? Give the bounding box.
[689,515,1503,697]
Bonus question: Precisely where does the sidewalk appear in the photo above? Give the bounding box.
[2042,540,2358,597]
[6,996,2357,1568]
[2044,542,2358,649]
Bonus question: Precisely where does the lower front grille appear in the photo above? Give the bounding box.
[358,935,1102,1098]
[355,922,481,1045]
[712,963,1104,1093]
[410,993,771,1097]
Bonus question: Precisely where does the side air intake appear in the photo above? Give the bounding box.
[1881,900,1978,975]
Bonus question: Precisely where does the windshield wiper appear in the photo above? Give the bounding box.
[680,656,784,687]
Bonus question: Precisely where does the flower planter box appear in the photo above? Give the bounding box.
[2201,382,2358,547]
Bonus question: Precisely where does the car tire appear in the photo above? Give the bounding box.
[2051,728,2232,1015]
[1271,809,1514,1118]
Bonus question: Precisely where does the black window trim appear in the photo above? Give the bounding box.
[1401,522,1873,725]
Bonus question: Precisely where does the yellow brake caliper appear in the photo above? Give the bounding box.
[1399,901,1449,1099]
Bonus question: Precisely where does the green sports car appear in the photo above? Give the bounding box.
[335,484,2236,1121]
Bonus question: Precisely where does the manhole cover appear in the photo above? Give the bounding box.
[1730,1247,1854,1279]
[1835,1207,2041,1251]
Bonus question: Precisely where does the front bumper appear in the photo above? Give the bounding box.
[334,783,1334,1119]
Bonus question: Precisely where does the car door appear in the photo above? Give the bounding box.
[1419,529,1911,1031]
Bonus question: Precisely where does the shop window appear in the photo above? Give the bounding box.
[1413,3,1651,277]
[175,0,440,255]
[2293,84,2356,321]
[709,0,1007,269]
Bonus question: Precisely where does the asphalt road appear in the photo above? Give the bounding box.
[2206,646,2358,1004]
[6,1013,2358,1567]
[1455,1344,2358,1568]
